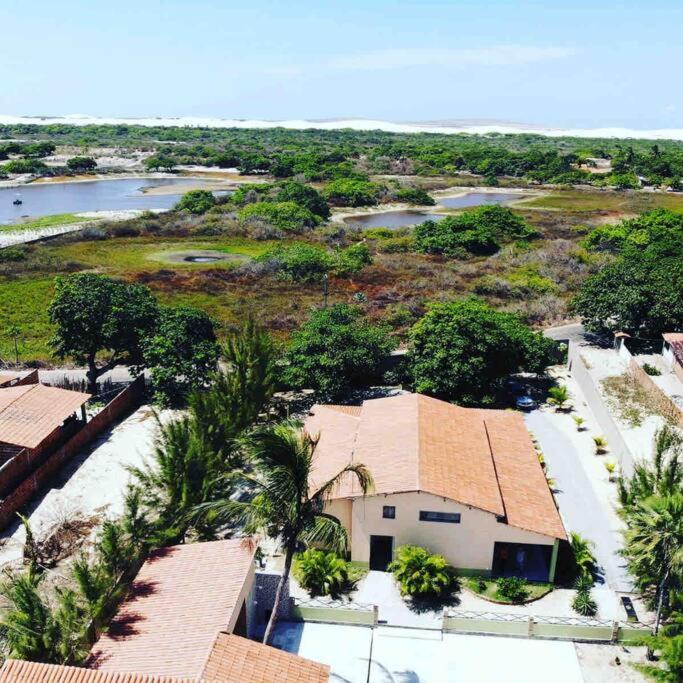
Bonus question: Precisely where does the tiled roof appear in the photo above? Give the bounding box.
[306,393,566,540]
[0,384,90,449]
[89,539,256,678]
[663,333,683,367]
[0,660,198,683]
[202,633,330,683]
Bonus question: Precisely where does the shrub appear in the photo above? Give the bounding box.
[2,158,48,174]
[643,362,662,376]
[66,156,97,172]
[572,589,597,616]
[237,201,320,232]
[364,227,395,239]
[294,550,350,597]
[333,243,373,276]
[275,181,330,218]
[175,189,216,215]
[495,577,529,603]
[593,436,608,454]
[377,236,415,253]
[389,545,452,598]
[0,246,27,263]
[257,243,332,283]
[322,179,383,207]
[394,187,435,205]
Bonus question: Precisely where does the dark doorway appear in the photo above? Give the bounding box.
[369,535,393,571]
[492,542,552,582]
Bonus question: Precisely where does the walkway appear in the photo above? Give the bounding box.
[525,409,633,593]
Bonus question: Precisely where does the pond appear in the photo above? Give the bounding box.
[343,191,523,229]
[0,177,209,224]
[436,191,522,209]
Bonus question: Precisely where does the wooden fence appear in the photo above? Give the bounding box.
[0,376,146,529]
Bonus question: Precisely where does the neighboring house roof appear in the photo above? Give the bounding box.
[306,393,566,540]
[89,539,256,678]
[201,632,330,683]
[0,384,90,449]
[663,332,683,367]
[0,660,198,683]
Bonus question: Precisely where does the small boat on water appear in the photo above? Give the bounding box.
[12,193,22,206]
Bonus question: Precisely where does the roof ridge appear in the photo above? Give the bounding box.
[482,418,507,521]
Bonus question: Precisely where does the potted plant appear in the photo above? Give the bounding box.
[593,436,608,455]
[572,415,585,431]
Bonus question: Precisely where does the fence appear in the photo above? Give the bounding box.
[442,610,652,644]
[567,341,635,477]
[290,597,378,626]
[0,376,145,529]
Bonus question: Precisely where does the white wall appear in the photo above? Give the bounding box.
[330,492,554,572]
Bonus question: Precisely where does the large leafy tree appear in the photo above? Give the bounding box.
[142,305,219,405]
[409,298,556,405]
[284,303,395,397]
[48,274,158,394]
[196,420,372,644]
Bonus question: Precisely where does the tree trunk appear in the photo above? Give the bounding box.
[648,569,669,660]
[86,359,99,396]
[263,544,294,646]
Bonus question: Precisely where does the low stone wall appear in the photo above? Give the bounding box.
[628,358,683,427]
[290,599,377,627]
[253,570,292,626]
[0,376,145,529]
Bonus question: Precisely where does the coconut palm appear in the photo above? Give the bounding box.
[195,420,372,644]
[548,385,571,411]
[622,494,683,638]
[570,531,597,580]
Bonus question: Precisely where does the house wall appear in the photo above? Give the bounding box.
[227,559,256,634]
[331,492,555,573]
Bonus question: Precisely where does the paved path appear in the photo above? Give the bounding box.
[543,322,586,343]
[525,410,633,593]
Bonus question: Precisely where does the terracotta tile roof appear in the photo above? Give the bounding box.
[0,373,20,388]
[201,633,329,683]
[89,539,256,678]
[0,660,198,683]
[0,384,90,449]
[306,393,566,540]
[324,404,362,417]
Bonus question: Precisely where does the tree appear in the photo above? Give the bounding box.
[409,298,556,405]
[622,494,683,639]
[66,156,97,173]
[284,303,395,397]
[48,274,158,394]
[195,420,372,644]
[321,179,382,207]
[275,181,330,218]
[175,189,216,214]
[144,154,176,172]
[142,305,219,405]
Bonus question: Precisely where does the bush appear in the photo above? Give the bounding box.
[572,589,597,616]
[389,545,452,598]
[333,243,373,276]
[643,362,662,376]
[0,246,27,263]
[175,189,216,214]
[294,550,350,597]
[275,181,330,218]
[322,179,383,207]
[377,236,415,253]
[237,201,320,232]
[2,158,48,174]
[495,577,529,603]
[394,187,435,205]
[257,243,333,283]
[66,156,97,172]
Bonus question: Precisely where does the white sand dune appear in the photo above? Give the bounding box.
[2,114,683,140]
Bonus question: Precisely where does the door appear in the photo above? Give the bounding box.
[369,535,393,571]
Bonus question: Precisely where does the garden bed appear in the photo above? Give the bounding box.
[463,577,554,605]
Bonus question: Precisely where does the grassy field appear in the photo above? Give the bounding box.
[0,213,92,233]
[519,189,683,213]
[463,577,553,603]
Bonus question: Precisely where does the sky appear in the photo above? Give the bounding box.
[1,0,682,129]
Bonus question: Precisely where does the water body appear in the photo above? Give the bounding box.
[343,191,521,229]
[436,191,522,209]
[0,177,201,224]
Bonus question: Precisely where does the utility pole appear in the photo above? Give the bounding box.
[322,273,329,309]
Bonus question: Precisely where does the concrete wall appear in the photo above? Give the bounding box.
[567,342,635,476]
[331,492,554,572]
[227,559,256,634]
[253,570,291,626]
[629,358,683,426]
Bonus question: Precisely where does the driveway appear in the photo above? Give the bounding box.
[525,409,633,593]
[273,622,583,683]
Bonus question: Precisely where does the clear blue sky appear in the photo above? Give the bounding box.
[1,0,681,128]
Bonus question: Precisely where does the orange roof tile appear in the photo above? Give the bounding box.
[89,539,256,678]
[306,393,566,540]
[0,660,198,683]
[202,633,329,683]
[0,384,90,449]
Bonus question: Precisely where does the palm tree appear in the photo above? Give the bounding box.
[623,494,683,640]
[570,532,597,580]
[195,420,372,645]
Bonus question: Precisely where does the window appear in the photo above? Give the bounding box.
[382,505,396,519]
[419,510,460,524]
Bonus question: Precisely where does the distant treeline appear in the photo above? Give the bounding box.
[2,124,683,188]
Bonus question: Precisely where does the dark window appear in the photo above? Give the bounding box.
[419,510,461,524]
[382,505,396,519]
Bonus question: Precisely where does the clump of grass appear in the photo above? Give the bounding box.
[642,362,661,376]
[601,374,651,427]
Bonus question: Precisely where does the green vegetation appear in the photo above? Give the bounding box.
[408,298,557,405]
[283,303,395,397]
[175,189,217,214]
[0,213,91,233]
[414,206,536,257]
[237,201,321,232]
[389,545,454,598]
[495,577,530,603]
[322,179,383,207]
[66,156,97,172]
[465,576,552,603]
[294,550,355,598]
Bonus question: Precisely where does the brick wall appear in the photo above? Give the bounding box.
[0,376,146,529]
